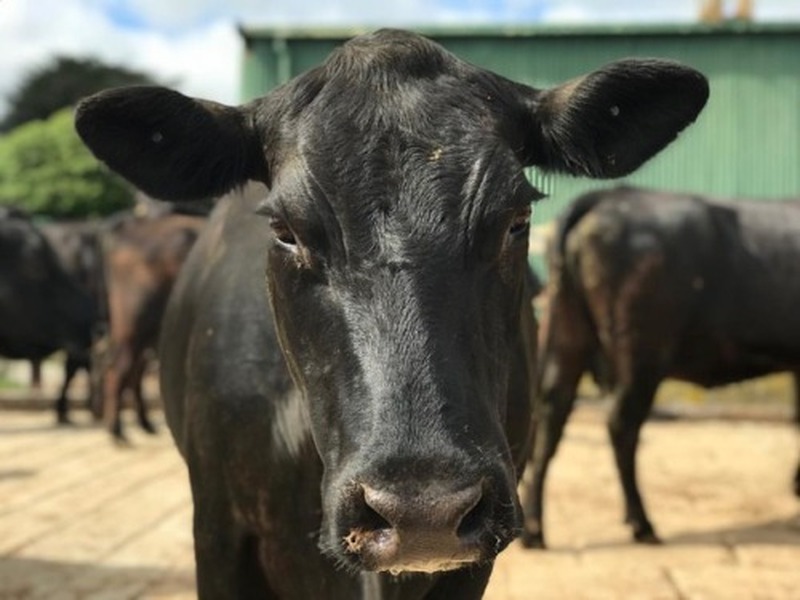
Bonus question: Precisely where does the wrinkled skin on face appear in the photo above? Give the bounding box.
[75,29,708,599]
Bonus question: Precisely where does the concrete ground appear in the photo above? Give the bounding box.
[490,407,800,599]
[0,397,797,599]
[1,359,798,598]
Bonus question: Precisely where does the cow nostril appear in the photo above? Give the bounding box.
[456,491,490,541]
[359,488,393,531]
[361,485,402,530]
[346,482,494,571]
[361,482,485,533]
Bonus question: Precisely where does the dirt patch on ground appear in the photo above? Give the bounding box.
[1,359,797,598]
[0,402,797,599]
[489,405,800,599]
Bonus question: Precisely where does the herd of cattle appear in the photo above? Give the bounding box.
[1,28,798,600]
[0,202,205,441]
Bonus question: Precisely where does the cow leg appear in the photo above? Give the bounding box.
[89,336,108,420]
[55,353,85,425]
[519,356,584,549]
[30,359,42,390]
[84,352,99,418]
[191,479,275,599]
[607,369,661,544]
[104,346,133,442]
[131,356,157,434]
[792,371,800,497]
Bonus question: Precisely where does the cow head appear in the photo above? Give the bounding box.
[75,29,707,573]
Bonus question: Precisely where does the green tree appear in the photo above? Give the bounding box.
[0,108,133,218]
[1,56,156,132]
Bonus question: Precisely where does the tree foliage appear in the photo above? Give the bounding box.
[0,108,133,218]
[0,56,156,132]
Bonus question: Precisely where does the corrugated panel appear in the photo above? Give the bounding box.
[239,24,800,230]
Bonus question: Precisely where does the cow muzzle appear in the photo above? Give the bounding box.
[339,478,513,573]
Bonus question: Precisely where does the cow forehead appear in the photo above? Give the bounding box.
[266,29,526,178]
[313,35,507,140]
[258,31,537,259]
[323,29,466,90]
[275,86,528,209]
[267,135,534,255]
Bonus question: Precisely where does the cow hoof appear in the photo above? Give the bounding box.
[110,425,131,446]
[112,434,132,447]
[56,414,73,426]
[633,529,662,545]
[140,421,158,435]
[519,530,546,550]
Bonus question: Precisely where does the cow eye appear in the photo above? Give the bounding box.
[508,206,532,239]
[269,218,298,250]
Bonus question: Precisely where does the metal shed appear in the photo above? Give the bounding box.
[238,22,800,225]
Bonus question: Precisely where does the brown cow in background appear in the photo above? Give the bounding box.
[101,211,205,442]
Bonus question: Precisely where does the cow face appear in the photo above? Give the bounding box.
[75,29,707,573]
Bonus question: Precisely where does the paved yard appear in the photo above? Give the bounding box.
[493,406,800,599]
[0,403,797,599]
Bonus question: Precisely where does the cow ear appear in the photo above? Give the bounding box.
[522,59,709,178]
[75,86,268,202]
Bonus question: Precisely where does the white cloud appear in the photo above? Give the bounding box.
[0,1,109,112]
[118,21,242,102]
[0,0,242,119]
[539,0,800,23]
[102,0,496,29]
[1,0,799,123]
[541,1,697,23]
[757,0,800,19]
[0,0,518,120]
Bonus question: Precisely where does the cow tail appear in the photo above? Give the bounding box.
[545,189,614,392]
[554,189,608,258]
[546,188,609,289]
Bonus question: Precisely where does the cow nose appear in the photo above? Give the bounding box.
[343,481,490,573]
[363,483,483,533]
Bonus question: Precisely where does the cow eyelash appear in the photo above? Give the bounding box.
[269,218,298,250]
[508,206,532,238]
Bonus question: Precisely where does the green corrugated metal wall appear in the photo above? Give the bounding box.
[239,24,800,228]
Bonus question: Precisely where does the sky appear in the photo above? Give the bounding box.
[1,0,799,117]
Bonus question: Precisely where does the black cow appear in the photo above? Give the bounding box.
[41,221,105,310]
[0,208,94,422]
[76,30,707,599]
[39,220,106,419]
[522,185,800,549]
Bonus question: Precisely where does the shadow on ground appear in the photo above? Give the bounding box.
[668,513,800,546]
[0,420,101,435]
[575,513,800,552]
[0,556,194,598]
